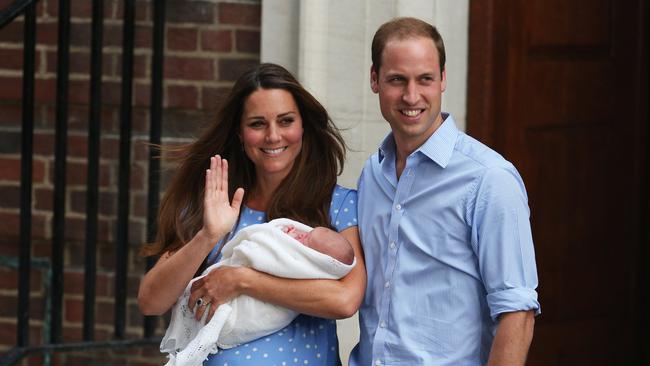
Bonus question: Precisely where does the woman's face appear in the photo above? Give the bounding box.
[240,88,304,181]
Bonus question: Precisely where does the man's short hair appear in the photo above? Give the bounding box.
[371,17,446,74]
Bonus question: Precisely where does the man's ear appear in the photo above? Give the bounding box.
[370,65,379,93]
[441,69,447,93]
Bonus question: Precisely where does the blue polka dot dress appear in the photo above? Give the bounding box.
[203,185,358,366]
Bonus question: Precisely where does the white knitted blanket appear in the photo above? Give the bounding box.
[160,218,355,365]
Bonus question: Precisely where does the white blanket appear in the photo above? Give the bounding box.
[160,218,356,366]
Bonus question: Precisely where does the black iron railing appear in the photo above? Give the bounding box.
[0,0,167,364]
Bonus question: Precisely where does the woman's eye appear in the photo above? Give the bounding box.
[280,118,294,125]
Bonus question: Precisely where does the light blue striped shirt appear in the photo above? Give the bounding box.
[350,114,540,365]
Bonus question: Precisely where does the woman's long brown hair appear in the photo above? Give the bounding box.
[140,63,346,257]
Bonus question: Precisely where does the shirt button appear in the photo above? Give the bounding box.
[389,242,396,249]
[384,281,390,288]
[395,204,402,210]
[375,360,382,366]
[380,321,386,328]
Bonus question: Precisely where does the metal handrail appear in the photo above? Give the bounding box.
[0,0,38,28]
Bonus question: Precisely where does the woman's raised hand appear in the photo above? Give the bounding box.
[201,155,244,242]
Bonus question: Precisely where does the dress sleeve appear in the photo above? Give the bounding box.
[329,185,359,232]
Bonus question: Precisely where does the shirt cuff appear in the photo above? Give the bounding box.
[487,287,541,321]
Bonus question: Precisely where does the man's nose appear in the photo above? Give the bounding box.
[402,82,419,105]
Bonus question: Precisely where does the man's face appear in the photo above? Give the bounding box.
[371,36,446,151]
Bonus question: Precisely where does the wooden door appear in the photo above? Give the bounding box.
[468,0,648,364]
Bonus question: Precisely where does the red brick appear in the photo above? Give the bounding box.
[29,295,45,319]
[201,29,232,52]
[64,297,84,323]
[134,82,151,107]
[0,157,45,182]
[0,48,24,70]
[136,0,151,22]
[167,1,215,24]
[201,86,230,110]
[0,212,19,240]
[115,53,149,80]
[164,56,214,81]
[96,271,113,297]
[101,80,123,106]
[128,302,143,327]
[62,325,82,342]
[35,21,58,46]
[166,84,198,109]
[132,193,148,218]
[167,27,197,51]
[35,188,53,211]
[70,190,117,216]
[132,108,150,135]
[34,78,56,104]
[64,216,111,242]
[161,109,204,138]
[0,321,16,345]
[0,185,21,209]
[0,295,16,317]
[218,57,259,82]
[0,267,42,293]
[133,139,150,162]
[0,130,20,153]
[69,22,92,47]
[67,134,89,158]
[103,23,123,47]
[0,20,23,43]
[236,30,260,53]
[130,163,146,191]
[33,132,53,156]
[45,49,91,76]
[0,76,22,101]
[46,0,95,18]
[63,271,84,295]
[0,103,22,126]
[96,300,113,325]
[135,24,153,49]
[100,136,120,160]
[218,3,260,26]
[45,159,111,188]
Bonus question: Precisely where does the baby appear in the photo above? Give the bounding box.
[161,218,356,365]
[280,224,354,265]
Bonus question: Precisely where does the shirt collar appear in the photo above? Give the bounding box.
[378,113,459,168]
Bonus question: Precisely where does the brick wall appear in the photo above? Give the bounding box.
[0,0,260,364]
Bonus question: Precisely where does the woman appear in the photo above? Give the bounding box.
[138,63,366,365]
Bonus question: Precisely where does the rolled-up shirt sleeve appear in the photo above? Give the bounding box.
[470,166,541,320]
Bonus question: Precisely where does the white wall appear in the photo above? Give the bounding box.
[261,1,469,363]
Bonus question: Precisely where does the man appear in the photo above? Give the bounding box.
[350,17,540,365]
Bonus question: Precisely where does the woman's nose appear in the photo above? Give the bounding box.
[265,124,281,142]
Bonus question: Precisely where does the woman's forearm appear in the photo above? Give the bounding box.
[137,229,220,315]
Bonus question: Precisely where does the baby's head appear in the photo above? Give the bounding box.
[301,227,354,265]
[283,225,354,265]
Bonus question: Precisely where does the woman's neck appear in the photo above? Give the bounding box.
[246,175,283,211]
